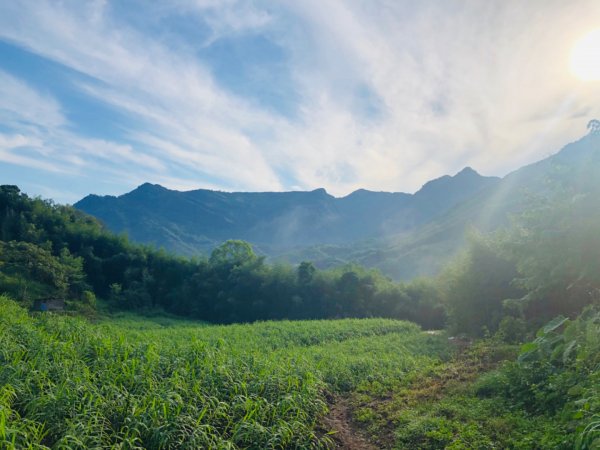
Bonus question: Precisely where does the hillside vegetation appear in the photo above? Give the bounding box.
[4,131,600,335]
[75,167,498,277]
[0,297,447,449]
[0,184,445,328]
[2,133,600,447]
[280,133,600,279]
[74,134,600,281]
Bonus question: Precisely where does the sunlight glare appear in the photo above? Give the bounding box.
[570,29,600,81]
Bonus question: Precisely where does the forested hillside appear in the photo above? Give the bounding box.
[75,167,498,263]
[0,185,445,327]
[2,132,600,448]
[280,132,600,279]
[2,130,600,333]
[74,133,600,282]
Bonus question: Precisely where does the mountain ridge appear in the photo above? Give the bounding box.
[75,167,499,258]
[74,133,600,280]
[79,166,491,202]
[281,133,600,279]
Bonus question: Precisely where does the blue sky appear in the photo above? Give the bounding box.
[0,0,599,203]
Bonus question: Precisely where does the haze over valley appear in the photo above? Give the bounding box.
[76,130,600,279]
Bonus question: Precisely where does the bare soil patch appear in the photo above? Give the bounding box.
[322,394,378,450]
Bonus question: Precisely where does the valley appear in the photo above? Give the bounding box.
[75,134,600,280]
[1,130,600,448]
[2,2,600,448]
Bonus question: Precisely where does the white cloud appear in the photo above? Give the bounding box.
[0,134,40,149]
[0,70,65,129]
[0,132,65,173]
[0,2,283,191]
[269,0,600,192]
[0,70,166,179]
[185,0,273,41]
[1,0,600,200]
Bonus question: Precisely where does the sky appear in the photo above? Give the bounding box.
[1,0,600,204]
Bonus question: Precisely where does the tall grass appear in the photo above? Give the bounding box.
[0,296,446,449]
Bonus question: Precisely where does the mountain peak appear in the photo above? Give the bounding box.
[455,166,479,177]
[414,166,498,200]
[135,182,166,192]
[304,187,333,199]
[119,183,170,201]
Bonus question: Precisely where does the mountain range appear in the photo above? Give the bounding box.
[75,132,600,280]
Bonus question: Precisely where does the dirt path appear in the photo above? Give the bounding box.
[320,338,505,449]
[322,395,378,450]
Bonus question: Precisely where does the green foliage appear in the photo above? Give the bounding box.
[351,335,572,449]
[578,415,600,450]
[496,316,528,343]
[0,185,446,326]
[442,160,600,337]
[441,232,522,336]
[499,161,600,325]
[209,239,259,266]
[474,309,600,447]
[81,290,96,307]
[297,261,316,285]
[0,296,447,449]
[393,395,570,449]
[0,240,88,304]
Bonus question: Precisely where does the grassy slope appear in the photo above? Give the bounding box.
[349,320,600,450]
[4,296,595,449]
[0,296,448,449]
[350,341,571,449]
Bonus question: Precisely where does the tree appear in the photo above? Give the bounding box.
[297,261,316,285]
[209,240,258,267]
[502,186,600,322]
[441,233,522,336]
[0,241,87,301]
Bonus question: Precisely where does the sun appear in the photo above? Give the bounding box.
[570,29,600,81]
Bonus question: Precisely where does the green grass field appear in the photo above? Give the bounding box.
[0,296,449,449]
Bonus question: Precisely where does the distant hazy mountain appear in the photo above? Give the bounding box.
[281,133,600,279]
[75,132,600,280]
[75,167,498,258]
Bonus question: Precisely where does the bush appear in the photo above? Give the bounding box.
[497,316,528,344]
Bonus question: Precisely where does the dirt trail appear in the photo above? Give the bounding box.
[322,395,378,450]
[320,338,500,449]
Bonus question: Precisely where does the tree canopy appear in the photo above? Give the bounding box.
[0,185,445,327]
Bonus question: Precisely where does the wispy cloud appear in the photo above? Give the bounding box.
[0,70,164,178]
[0,132,63,173]
[0,70,65,129]
[276,0,600,189]
[1,1,285,189]
[0,0,599,203]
